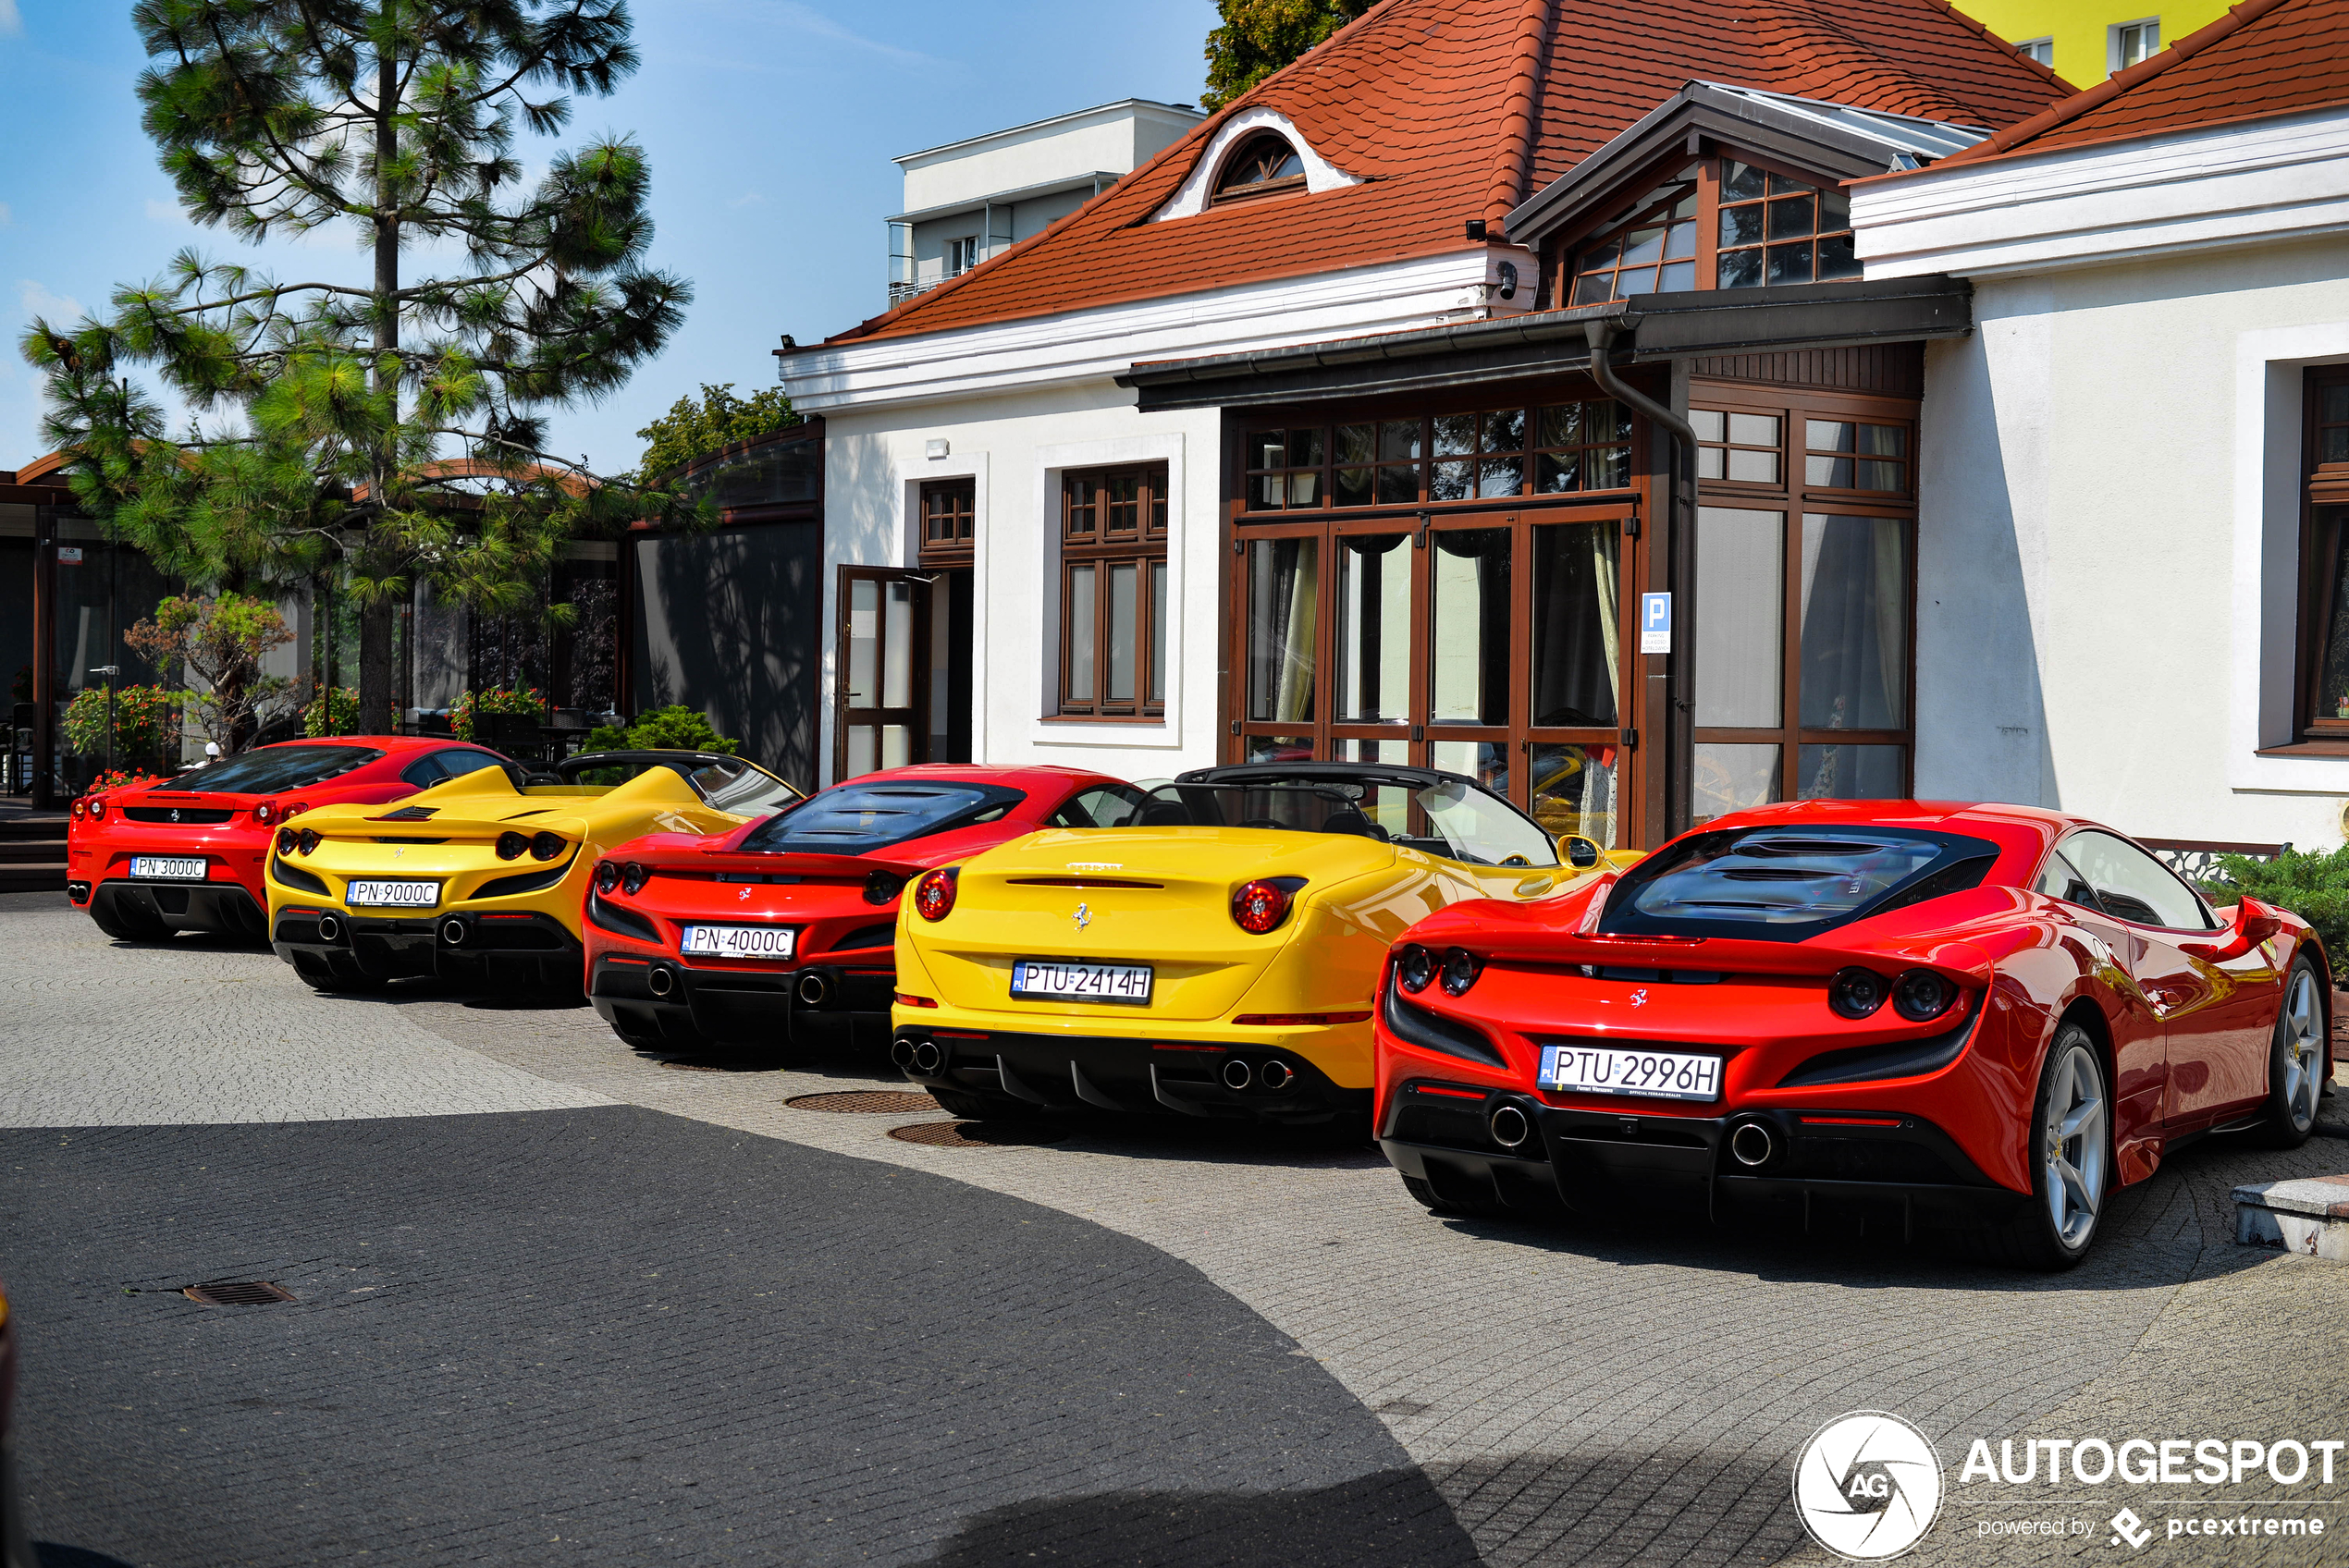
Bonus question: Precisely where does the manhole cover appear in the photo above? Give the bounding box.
[787,1090,940,1114]
[887,1120,1069,1148]
[183,1280,296,1306]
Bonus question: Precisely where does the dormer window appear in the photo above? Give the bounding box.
[1715,162,1856,288]
[1213,134,1308,204]
[1570,166,1700,304]
[1565,155,1863,303]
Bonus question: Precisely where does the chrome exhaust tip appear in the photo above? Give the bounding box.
[794,970,830,1008]
[439,918,466,946]
[890,1037,916,1070]
[1260,1059,1295,1091]
[315,913,341,943]
[646,965,675,998]
[1488,1102,1532,1149]
[911,1040,942,1073]
[1728,1120,1777,1169]
[1221,1058,1253,1091]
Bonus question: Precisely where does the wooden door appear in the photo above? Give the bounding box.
[834,567,929,782]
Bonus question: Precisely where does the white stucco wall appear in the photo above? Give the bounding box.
[817,384,1224,787]
[1914,235,2349,848]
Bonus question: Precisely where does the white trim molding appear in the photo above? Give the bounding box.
[1853,104,2349,280]
[1148,106,1363,223]
[781,249,1499,416]
[893,447,990,766]
[1027,432,1190,753]
[2232,323,2349,798]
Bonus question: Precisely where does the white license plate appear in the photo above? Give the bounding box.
[1539,1043,1723,1102]
[681,925,796,961]
[1010,959,1154,1004]
[129,856,207,881]
[346,879,439,908]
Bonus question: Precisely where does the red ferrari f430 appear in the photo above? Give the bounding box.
[1374,802,2331,1268]
[585,764,1138,1052]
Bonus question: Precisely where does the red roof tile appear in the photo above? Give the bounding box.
[826,0,2067,348]
[1929,0,2346,165]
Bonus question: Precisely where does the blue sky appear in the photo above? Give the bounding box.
[0,0,1216,475]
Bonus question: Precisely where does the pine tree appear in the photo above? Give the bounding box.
[22,1,692,731]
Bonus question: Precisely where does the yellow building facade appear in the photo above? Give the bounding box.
[1949,0,2226,85]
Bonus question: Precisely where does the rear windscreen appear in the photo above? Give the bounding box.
[741,781,1023,854]
[1600,826,1999,942]
[150,745,384,794]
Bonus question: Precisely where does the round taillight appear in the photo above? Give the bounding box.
[594,861,621,895]
[1828,966,1889,1019]
[71,801,84,821]
[864,870,904,906]
[297,827,319,855]
[1231,878,1292,936]
[276,827,298,856]
[530,831,564,862]
[1440,946,1482,997]
[913,867,958,922]
[254,802,275,825]
[496,831,528,861]
[284,801,309,820]
[621,862,649,895]
[1892,968,1956,1023]
[89,798,106,820]
[1396,944,1435,994]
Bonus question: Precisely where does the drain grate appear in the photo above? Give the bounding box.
[887,1120,1069,1148]
[183,1280,297,1306]
[786,1090,940,1115]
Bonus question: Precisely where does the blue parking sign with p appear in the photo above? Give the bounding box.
[1640,592,1671,654]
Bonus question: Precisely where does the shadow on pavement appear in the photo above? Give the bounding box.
[916,1471,1482,1568]
[39,1546,138,1568]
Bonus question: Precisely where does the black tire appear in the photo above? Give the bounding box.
[1977,1022,2110,1270]
[2257,958,2326,1147]
[90,897,171,942]
[930,1087,1033,1121]
[1400,1173,1504,1219]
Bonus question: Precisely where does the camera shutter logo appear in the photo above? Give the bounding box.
[1792,1411,1943,1561]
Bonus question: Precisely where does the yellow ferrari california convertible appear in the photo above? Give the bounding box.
[265,750,801,993]
[891,762,1630,1128]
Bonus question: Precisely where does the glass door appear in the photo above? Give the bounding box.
[834,567,929,782]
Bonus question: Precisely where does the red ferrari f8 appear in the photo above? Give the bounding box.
[67,736,512,942]
[585,764,1137,1052]
[1375,801,2331,1268]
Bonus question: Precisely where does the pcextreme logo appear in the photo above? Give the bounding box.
[1794,1411,1945,1561]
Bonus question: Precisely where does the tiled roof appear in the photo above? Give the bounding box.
[824,0,2066,348]
[1929,0,2346,165]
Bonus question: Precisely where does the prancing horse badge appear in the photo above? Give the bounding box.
[1073,903,1091,931]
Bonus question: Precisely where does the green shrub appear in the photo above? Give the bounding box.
[588,704,737,756]
[2199,845,2349,962]
[449,686,546,742]
[303,686,360,737]
[61,684,179,769]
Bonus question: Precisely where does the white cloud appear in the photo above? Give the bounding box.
[765,2,937,65]
[19,280,84,325]
[0,2,21,39]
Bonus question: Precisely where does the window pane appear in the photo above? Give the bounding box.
[1540,404,1583,447]
[1150,563,1167,703]
[882,580,913,709]
[1765,242,1814,285]
[1717,249,1763,288]
[1719,203,1764,248]
[1066,565,1096,702]
[1728,413,1778,446]
[1430,529,1511,725]
[1287,471,1322,507]
[1531,742,1619,849]
[1483,408,1525,453]
[1722,161,1765,201]
[1818,190,1851,231]
[1478,456,1524,497]
[1800,513,1910,729]
[1615,265,1659,296]
[1659,261,1697,292]
[1694,508,1784,727]
[1249,473,1284,511]
[1336,423,1374,466]
[1694,742,1781,824]
[1728,448,1779,484]
[1336,534,1411,722]
[1334,737,1412,765]
[1691,410,1726,443]
[1433,413,1477,457]
[1620,226,1666,265]
[1247,734,1314,764]
[847,577,879,704]
[1767,195,1815,240]
[1246,538,1319,723]
[1571,272,1616,306]
[1335,466,1373,507]
[1531,521,1620,726]
[1250,433,1286,469]
[1816,232,1861,281]
[1376,464,1420,504]
[2311,510,2349,719]
[2064,829,2210,930]
[881,725,913,770]
[1380,421,1422,461]
[1585,444,1630,489]
[1430,460,1473,501]
[1580,235,1622,271]
[1664,220,1695,260]
[1536,451,1580,493]
[1430,738,1509,795]
[1107,562,1138,702]
[2325,427,2349,465]
[1698,447,1725,480]
[1796,743,1905,801]
[2323,385,2349,423]
[1287,429,1324,468]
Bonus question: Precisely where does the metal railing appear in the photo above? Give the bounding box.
[2139,838,2289,884]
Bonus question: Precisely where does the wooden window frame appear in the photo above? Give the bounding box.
[1547,148,1861,304]
[2291,367,2349,741]
[1688,382,1920,813]
[918,477,975,566]
[1212,133,1309,205]
[1055,463,1168,721]
[1243,398,1638,518]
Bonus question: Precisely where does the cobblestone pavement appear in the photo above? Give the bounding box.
[6,892,2346,1566]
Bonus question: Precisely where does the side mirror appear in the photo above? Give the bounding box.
[2239,897,2283,949]
[1559,833,1602,868]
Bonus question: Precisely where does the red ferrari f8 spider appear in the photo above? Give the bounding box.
[585,764,1138,1052]
[68,736,512,942]
[1375,801,2331,1268]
